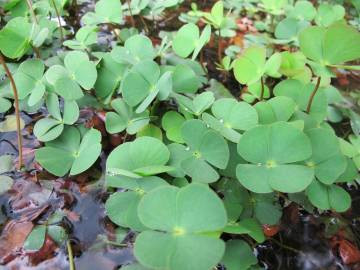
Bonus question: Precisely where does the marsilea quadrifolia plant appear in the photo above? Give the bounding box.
[0,0,360,269]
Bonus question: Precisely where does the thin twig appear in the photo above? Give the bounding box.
[199,50,208,77]
[50,0,64,42]
[67,240,76,270]
[270,238,303,255]
[105,240,128,247]
[217,28,222,63]
[32,46,41,59]
[139,15,149,33]
[25,0,38,24]
[260,76,265,101]
[0,53,23,170]
[126,0,136,27]
[306,77,321,113]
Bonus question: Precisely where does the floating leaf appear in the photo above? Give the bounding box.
[224,218,265,243]
[111,35,155,65]
[35,127,102,177]
[299,24,360,66]
[173,23,211,60]
[172,64,202,94]
[0,115,25,132]
[0,175,13,194]
[137,124,162,140]
[203,98,258,143]
[106,136,171,181]
[0,17,32,58]
[45,51,97,100]
[233,47,266,85]
[105,177,168,231]
[134,183,227,270]
[274,79,328,122]
[0,155,13,174]
[174,92,214,116]
[260,0,287,15]
[173,119,229,183]
[306,180,351,212]
[202,1,225,28]
[13,59,45,103]
[237,122,314,193]
[315,4,345,27]
[221,240,258,270]
[275,18,309,42]
[288,1,316,21]
[33,94,79,142]
[254,96,296,124]
[82,0,122,25]
[94,53,127,101]
[162,111,186,143]
[63,26,97,50]
[305,128,347,185]
[24,225,46,251]
[121,60,172,112]
[105,98,149,135]
[47,225,66,245]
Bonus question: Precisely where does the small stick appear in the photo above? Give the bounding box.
[306,77,321,113]
[0,53,23,170]
[126,0,136,27]
[199,50,208,77]
[50,0,64,42]
[217,29,222,63]
[32,46,41,59]
[67,240,76,270]
[139,15,149,33]
[260,77,265,100]
[25,0,38,24]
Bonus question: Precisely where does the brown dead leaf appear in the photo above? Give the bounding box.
[263,224,280,237]
[0,221,33,264]
[27,235,58,265]
[339,239,360,265]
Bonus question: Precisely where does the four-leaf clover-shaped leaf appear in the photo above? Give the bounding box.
[0,17,32,58]
[304,127,347,185]
[105,177,169,231]
[233,47,281,85]
[134,183,227,270]
[33,93,79,141]
[174,91,215,116]
[221,240,258,270]
[161,111,186,143]
[315,4,345,27]
[254,96,296,124]
[173,23,211,60]
[106,136,172,181]
[105,98,150,135]
[169,119,229,183]
[111,35,156,65]
[306,180,351,212]
[82,0,123,25]
[63,26,98,50]
[287,1,316,21]
[13,59,46,106]
[236,121,314,193]
[274,79,328,123]
[35,126,102,177]
[121,60,172,112]
[299,24,360,70]
[202,98,258,143]
[45,51,97,100]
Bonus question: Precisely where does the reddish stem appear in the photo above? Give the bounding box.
[0,53,23,170]
[306,77,321,113]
